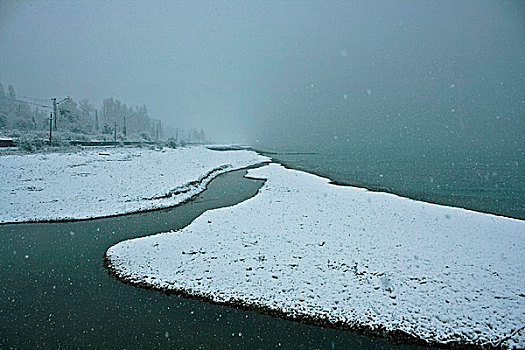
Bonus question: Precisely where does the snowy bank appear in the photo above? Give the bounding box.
[0,146,269,223]
[106,164,524,349]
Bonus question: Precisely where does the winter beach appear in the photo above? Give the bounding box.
[1,146,523,348]
[3,1,524,348]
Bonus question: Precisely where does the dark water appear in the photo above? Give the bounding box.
[257,145,524,220]
[0,168,433,349]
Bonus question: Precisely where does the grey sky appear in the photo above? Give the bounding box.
[1,0,524,149]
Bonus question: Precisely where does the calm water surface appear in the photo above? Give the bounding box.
[260,146,524,220]
[0,168,434,349]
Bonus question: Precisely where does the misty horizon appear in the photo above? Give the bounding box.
[1,0,523,154]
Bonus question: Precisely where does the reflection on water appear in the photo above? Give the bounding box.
[0,168,433,349]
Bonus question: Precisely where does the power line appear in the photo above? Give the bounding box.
[2,96,70,109]
[19,95,51,103]
[1,96,53,109]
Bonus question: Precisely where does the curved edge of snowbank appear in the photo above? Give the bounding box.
[0,146,270,224]
[103,251,432,348]
[4,163,259,224]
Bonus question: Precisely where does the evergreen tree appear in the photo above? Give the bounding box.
[7,85,15,99]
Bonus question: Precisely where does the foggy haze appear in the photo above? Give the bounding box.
[1,0,524,154]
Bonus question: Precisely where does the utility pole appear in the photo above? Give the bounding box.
[51,97,69,131]
[113,121,117,143]
[52,98,58,130]
[123,115,127,138]
[49,112,53,143]
[95,109,99,132]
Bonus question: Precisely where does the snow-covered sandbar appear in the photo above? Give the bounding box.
[0,146,268,223]
[106,164,524,349]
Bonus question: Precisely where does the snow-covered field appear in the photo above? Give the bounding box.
[0,146,268,223]
[106,164,525,349]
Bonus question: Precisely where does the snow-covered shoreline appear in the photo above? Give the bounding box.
[0,146,269,223]
[2,145,523,348]
[106,164,524,349]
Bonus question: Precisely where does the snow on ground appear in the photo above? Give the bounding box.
[106,163,525,349]
[0,146,268,223]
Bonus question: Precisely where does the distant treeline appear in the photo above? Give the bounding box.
[0,82,169,141]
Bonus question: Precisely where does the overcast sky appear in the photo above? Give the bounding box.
[1,0,524,150]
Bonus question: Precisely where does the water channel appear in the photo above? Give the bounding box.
[1,167,434,349]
